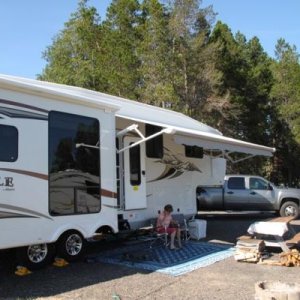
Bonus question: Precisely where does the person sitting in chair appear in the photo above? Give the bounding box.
[156,204,182,249]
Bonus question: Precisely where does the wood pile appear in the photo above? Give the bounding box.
[259,249,300,267]
[280,249,300,267]
[234,238,265,263]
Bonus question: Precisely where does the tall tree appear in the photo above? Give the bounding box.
[272,39,300,143]
[100,0,141,99]
[269,39,300,185]
[167,0,216,117]
[207,25,274,175]
[137,0,178,107]
[206,21,243,136]
[38,0,104,90]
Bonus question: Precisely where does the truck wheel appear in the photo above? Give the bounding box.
[279,201,299,218]
[56,231,86,262]
[16,243,55,270]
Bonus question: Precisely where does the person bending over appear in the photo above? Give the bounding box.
[156,204,182,249]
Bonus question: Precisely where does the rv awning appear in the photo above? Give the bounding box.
[117,116,275,158]
[173,129,275,157]
[113,96,275,157]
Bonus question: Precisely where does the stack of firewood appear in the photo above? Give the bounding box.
[259,249,300,267]
[234,238,265,263]
[279,249,300,267]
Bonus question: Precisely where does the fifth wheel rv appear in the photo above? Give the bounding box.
[0,74,275,269]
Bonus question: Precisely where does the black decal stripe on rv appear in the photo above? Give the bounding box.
[0,211,37,219]
[101,189,117,199]
[0,98,48,113]
[0,168,48,180]
[0,106,48,120]
[0,204,53,220]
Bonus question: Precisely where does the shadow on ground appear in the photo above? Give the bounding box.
[0,240,152,298]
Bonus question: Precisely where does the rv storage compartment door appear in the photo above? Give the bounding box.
[123,136,146,210]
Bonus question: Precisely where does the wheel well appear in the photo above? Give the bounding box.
[280,198,300,207]
[96,225,114,235]
[57,229,83,242]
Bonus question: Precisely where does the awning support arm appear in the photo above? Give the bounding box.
[117,124,175,154]
[225,152,255,163]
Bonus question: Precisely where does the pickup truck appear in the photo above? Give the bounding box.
[197,175,300,218]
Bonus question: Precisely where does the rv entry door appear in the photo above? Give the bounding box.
[123,136,146,210]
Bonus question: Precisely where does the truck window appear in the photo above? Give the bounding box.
[49,111,100,216]
[250,177,268,190]
[227,177,245,189]
[0,124,18,162]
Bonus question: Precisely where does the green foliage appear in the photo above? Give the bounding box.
[136,0,178,106]
[100,0,141,98]
[272,39,300,143]
[38,0,300,186]
[38,0,105,90]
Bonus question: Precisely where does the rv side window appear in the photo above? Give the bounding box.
[185,145,203,159]
[129,143,141,186]
[49,111,101,216]
[145,124,163,158]
[0,125,18,162]
[227,177,245,190]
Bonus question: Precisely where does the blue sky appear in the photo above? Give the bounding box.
[0,0,299,79]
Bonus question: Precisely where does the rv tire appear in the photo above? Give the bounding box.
[56,231,86,262]
[16,243,56,270]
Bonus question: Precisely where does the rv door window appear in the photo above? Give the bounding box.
[129,143,141,186]
[0,124,18,162]
[49,111,101,216]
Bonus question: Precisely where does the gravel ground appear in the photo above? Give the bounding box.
[1,212,300,300]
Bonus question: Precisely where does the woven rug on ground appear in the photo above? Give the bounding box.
[87,241,234,276]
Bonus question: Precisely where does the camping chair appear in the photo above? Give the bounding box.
[172,214,190,241]
[148,219,169,249]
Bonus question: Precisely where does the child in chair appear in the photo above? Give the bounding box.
[156,204,182,249]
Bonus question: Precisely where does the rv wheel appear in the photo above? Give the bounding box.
[56,231,86,262]
[16,243,55,270]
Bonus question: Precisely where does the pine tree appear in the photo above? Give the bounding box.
[137,0,178,107]
[269,39,300,185]
[38,0,105,91]
[100,0,141,99]
[167,0,216,117]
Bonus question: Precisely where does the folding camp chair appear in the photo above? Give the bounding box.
[148,220,169,249]
[172,214,190,241]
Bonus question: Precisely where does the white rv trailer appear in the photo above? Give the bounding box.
[0,74,275,268]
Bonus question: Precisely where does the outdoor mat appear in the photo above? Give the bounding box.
[87,241,234,276]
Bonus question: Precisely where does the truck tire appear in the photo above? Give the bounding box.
[279,201,299,218]
[56,231,86,262]
[16,243,55,270]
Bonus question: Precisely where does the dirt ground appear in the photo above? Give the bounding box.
[1,212,300,300]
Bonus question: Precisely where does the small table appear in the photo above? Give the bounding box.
[247,216,296,252]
